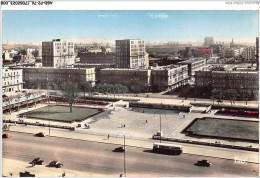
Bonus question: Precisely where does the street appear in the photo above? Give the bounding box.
[2,132,259,177]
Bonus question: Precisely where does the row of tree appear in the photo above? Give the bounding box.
[62,82,129,112]
[211,88,258,105]
[79,83,129,98]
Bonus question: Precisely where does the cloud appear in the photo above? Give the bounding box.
[147,13,169,19]
[98,14,116,18]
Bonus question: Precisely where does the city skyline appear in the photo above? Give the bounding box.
[2,10,259,44]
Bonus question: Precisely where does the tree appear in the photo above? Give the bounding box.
[211,88,218,105]
[224,89,237,105]
[62,82,78,112]
[239,89,251,105]
[79,82,91,98]
[253,90,259,101]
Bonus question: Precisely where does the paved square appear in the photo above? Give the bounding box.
[183,117,259,141]
[19,105,103,123]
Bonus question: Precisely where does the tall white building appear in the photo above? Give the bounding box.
[42,39,75,67]
[2,67,23,94]
[204,37,214,47]
[115,39,145,69]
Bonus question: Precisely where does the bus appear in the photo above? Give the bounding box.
[153,142,183,155]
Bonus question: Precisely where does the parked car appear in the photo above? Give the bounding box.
[196,160,212,167]
[35,132,45,137]
[2,133,9,138]
[114,146,125,152]
[30,158,44,165]
[48,161,63,168]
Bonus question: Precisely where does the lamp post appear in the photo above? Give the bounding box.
[117,132,132,177]
[160,113,161,143]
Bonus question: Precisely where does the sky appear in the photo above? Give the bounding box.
[2,10,259,44]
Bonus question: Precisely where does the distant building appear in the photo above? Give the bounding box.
[42,39,75,67]
[115,39,145,69]
[2,51,10,60]
[18,67,95,90]
[100,68,151,92]
[222,48,240,58]
[195,70,259,91]
[204,37,214,47]
[230,38,236,48]
[177,58,206,77]
[78,52,114,64]
[2,67,23,93]
[242,47,256,61]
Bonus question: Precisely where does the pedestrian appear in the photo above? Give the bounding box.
[108,134,110,140]
[146,120,147,123]
[124,124,125,127]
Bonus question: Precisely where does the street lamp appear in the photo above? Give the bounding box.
[117,132,132,177]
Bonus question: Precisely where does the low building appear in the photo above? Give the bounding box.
[16,67,95,90]
[223,48,241,58]
[100,65,189,93]
[195,70,259,91]
[2,67,23,94]
[177,58,206,77]
[151,65,189,92]
[73,63,115,83]
[78,51,114,64]
[100,68,151,92]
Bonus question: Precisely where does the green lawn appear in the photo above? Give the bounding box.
[21,105,102,122]
[186,118,259,141]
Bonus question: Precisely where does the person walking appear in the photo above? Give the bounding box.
[108,134,110,140]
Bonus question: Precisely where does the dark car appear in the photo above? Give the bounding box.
[2,133,9,138]
[48,161,63,168]
[30,158,44,165]
[35,132,45,137]
[114,146,125,152]
[196,160,212,167]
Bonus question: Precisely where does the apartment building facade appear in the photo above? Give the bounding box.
[151,65,189,92]
[42,39,75,67]
[2,67,23,94]
[242,47,256,61]
[115,39,146,69]
[100,68,151,92]
[195,70,259,91]
[20,67,95,90]
[177,58,206,76]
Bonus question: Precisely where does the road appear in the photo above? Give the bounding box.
[2,132,259,177]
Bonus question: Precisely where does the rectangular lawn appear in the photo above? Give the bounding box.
[20,105,102,123]
[185,118,258,141]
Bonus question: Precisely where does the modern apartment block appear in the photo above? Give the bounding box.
[100,64,189,93]
[177,58,206,77]
[18,67,95,90]
[242,47,256,61]
[195,70,259,91]
[115,39,146,69]
[42,39,75,67]
[2,67,23,94]
[151,65,189,92]
[100,68,151,92]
